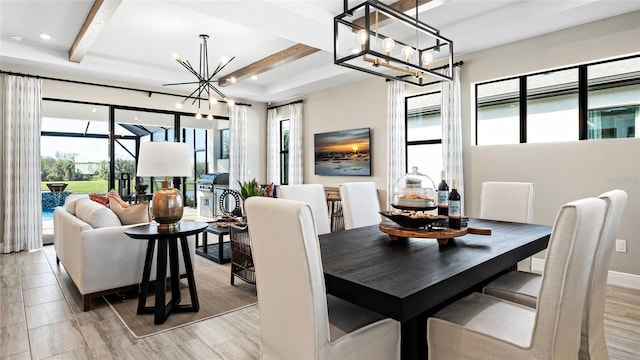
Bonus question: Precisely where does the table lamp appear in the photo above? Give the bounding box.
[136,142,192,231]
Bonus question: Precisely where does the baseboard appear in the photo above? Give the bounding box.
[530,258,640,290]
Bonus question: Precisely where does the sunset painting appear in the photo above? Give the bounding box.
[314,128,371,176]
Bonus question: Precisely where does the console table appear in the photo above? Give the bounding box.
[124,222,207,324]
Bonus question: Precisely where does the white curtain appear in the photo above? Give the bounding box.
[288,102,303,185]
[386,80,406,210]
[229,104,248,190]
[266,107,280,184]
[442,66,464,214]
[1,75,43,253]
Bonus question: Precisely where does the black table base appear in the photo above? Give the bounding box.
[196,242,231,263]
[137,236,199,324]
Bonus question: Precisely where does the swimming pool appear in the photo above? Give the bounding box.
[43,208,54,221]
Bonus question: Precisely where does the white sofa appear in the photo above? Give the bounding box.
[53,195,196,311]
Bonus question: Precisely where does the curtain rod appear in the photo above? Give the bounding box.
[267,99,303,110]
[0,70,252,107]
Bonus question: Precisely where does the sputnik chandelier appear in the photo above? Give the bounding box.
[164,34,235,120]
[334,0,454,86]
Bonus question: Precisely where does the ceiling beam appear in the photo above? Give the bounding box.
[68,0,123,63]
[353,0,432,29]
[218,44,319,87]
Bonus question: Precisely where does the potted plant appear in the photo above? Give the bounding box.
[237,178,274,216]
[135,179,148,194]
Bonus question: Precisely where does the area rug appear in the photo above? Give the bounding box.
[105,255,257,338]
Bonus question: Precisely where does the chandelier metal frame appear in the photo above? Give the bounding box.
[163,34,235,118]
[334,0,454,86]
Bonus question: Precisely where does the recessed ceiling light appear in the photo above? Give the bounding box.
[40,33,52,40]
[251,75,258,80]
[8,34,22,42]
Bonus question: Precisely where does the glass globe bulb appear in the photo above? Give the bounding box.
[209,96,216,104]
[175,101,183,109]
[219,57,229,65]
[356,29,368,45]
[382,38,395,53]
[421,52,434,66]
[225,98,235,107]
[401,46,414,61]
[195,112,202,120]
[207,114,213,120]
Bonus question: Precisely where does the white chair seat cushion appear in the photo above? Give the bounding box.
[327,295,400,359]
[327,294,387,341]
[429,292,535,349]
[483,271,542,308]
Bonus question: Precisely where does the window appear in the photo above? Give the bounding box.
[476,78,520,145]
[280,120,290,185]
[475,54,640,145]
[406,92,442,182]
[588,57,640,139]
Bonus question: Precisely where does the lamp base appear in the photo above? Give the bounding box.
[152,186,184,232]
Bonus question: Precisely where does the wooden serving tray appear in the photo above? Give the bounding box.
[379,221,491,245]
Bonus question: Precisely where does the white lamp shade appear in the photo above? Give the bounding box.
[137,142,192,177]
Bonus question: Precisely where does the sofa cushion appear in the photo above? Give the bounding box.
[64,194,83,215]
[75,198,122,228]
[109,197,150,225]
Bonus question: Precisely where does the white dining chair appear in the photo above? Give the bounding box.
[482,189,627,359]
[245,197,400,360]
[339,182,381,230]
[480,181,534,271]
[427,197,607,359]
[277,184,332,235]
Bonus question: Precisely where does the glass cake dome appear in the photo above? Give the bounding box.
[392,166,437,210]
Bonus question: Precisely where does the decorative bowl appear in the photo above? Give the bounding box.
[379,211,447,228]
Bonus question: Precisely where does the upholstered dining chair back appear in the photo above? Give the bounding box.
[530,197,606,357]
[581,189,628,359]
[339,182,381,230]
[277,184,332,235]
[481,190,627,359]
[480,181,534,223]
[245,197,400,359]
[427,197,606,359]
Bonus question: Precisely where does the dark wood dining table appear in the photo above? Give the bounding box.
[318,218,552,360]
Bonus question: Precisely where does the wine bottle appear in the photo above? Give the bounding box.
[448,179,461,229]
[437,170,449,216]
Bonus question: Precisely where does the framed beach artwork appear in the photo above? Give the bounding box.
[314,127,371,176]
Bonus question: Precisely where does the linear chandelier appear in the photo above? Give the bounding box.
[334,0,454,86]
[163,34,235,120]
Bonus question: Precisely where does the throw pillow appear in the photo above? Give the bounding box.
[109,197,151,225]
[89,193,109,207]
[108,194,130,209]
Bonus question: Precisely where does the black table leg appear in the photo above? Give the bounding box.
[202,232,208,253]
[402,314,428,360]
[169,238,181,306]
[217,233,224,262]
[180,235,199,311]
[154,238,169,324]
[137,238,156,315]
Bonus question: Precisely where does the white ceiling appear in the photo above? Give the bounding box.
[1,0,639,104]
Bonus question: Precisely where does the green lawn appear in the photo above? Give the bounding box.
[41,180,109,195]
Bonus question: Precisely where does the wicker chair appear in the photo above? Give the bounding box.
[229,224,256,285]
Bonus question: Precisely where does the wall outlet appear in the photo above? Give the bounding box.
[615,239,627,253]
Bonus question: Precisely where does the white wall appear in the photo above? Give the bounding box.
[275,77,390,207]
